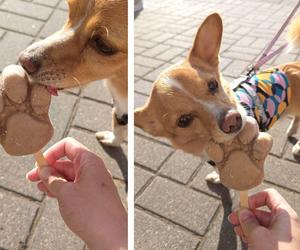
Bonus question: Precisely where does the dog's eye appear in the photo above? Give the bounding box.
[90,36,115,56]
[177,114,194,128]
[208,80,218,94]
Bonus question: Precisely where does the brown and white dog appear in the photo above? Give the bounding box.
[19,0,128,146]
[135,13,300,184]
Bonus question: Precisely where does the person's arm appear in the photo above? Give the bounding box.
[27,137,128,250]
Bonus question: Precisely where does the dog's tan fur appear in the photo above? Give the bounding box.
[135,13,300,158]
[20,0,128,146]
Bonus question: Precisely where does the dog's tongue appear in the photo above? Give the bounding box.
[46,86,58,96]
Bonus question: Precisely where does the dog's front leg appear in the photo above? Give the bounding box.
[96,80,128,147]
[287,116,300,137]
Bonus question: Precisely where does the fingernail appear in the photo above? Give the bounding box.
[39,167,51,181]
[238,209,252,222]
[227,214,233,223]
[25,172,30,180]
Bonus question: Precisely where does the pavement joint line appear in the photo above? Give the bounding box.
[134,90,150,97]
[134,151,176,199]
[32,0,62,41]
[0,8,52,22]
[134,131,172,148]
[186,161,206,186]
[283,156,300,165]
[0,26,35,39]
[263,179,300,194]
[134,172,156,201]
[62,96,82,139]
[82,95,113,107]
[22,205,41,249]
[0,185,43,203]
[135,205,205,238]
[24,197,48,249]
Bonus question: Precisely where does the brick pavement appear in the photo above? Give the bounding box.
[134,0,300,249]
[0,1,127,249]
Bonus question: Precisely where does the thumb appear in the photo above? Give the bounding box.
[238,208,260,238]
[39,167,67,196]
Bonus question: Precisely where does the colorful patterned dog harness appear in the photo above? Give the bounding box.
[233,68,291,131]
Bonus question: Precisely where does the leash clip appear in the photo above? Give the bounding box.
[246,64,257,77]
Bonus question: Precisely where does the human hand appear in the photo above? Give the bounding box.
[26,137,127,250]
[228,188,300,250]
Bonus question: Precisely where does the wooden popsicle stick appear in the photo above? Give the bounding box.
[239,190,249,208]
[34,151,48,168]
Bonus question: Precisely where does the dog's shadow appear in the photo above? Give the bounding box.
[98,142,128,192]
[207,182,247,250]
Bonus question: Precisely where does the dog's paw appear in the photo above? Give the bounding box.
[292,142,300,157]
[206,117,273,191]
[205,170,220,184]
[0,65,53,156]
[96,131,121,147]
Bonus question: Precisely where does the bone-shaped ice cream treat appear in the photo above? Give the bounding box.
[206,116,273,191]
[0,65,53,156]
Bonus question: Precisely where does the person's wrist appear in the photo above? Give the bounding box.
[85,214,128,250]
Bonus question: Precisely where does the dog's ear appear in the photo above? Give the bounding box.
[134,104,164,137]
[189,13,223,67]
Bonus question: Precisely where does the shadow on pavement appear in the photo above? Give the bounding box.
[207,182,247,250]
[100,143,128,192]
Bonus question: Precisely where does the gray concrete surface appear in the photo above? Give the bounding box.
[134,0,300,249]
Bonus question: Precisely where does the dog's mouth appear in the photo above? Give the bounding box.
[46,85,64,96]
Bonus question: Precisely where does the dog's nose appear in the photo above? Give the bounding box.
[220,110,242,134]
[19,53,41,74]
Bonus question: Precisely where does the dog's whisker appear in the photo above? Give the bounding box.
[71,75,83,90]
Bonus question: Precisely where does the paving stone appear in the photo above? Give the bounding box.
[28,198,84,250]
[135,209,200,250]
[1,0,53,20]
[0,31,32,70]
[156,47,186,61]
[0,10,43,36]
[73,99,112,132]
[222,60,250,78]
[134,92,149,108]
[135,79,153,96]
[136,176,220,235]
[135,166,153,196]
[135,135,173,171]
[134,64,153,77]
[268,116,291,157]
[159,150,201,184]
[58,0,68,10]
[39,9,67,38]
[199,206,243,250]
[142,44,171,58]
[0,28,5,39]
[33,0,60,7]
[0,190,39,249]
[68,128,128,182]
[264,155,300,192]
[135,55,164,68]
[235,36,257,47]
[48,92,78,143]
[0,148,43,200]
[143,62,173,82]
[135,39,156,49]
[114,179,128,209]
[191,162,229,199]
[82,80,112,104]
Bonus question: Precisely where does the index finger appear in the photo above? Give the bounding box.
[44,137,90,165]
[248,188,292,212]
